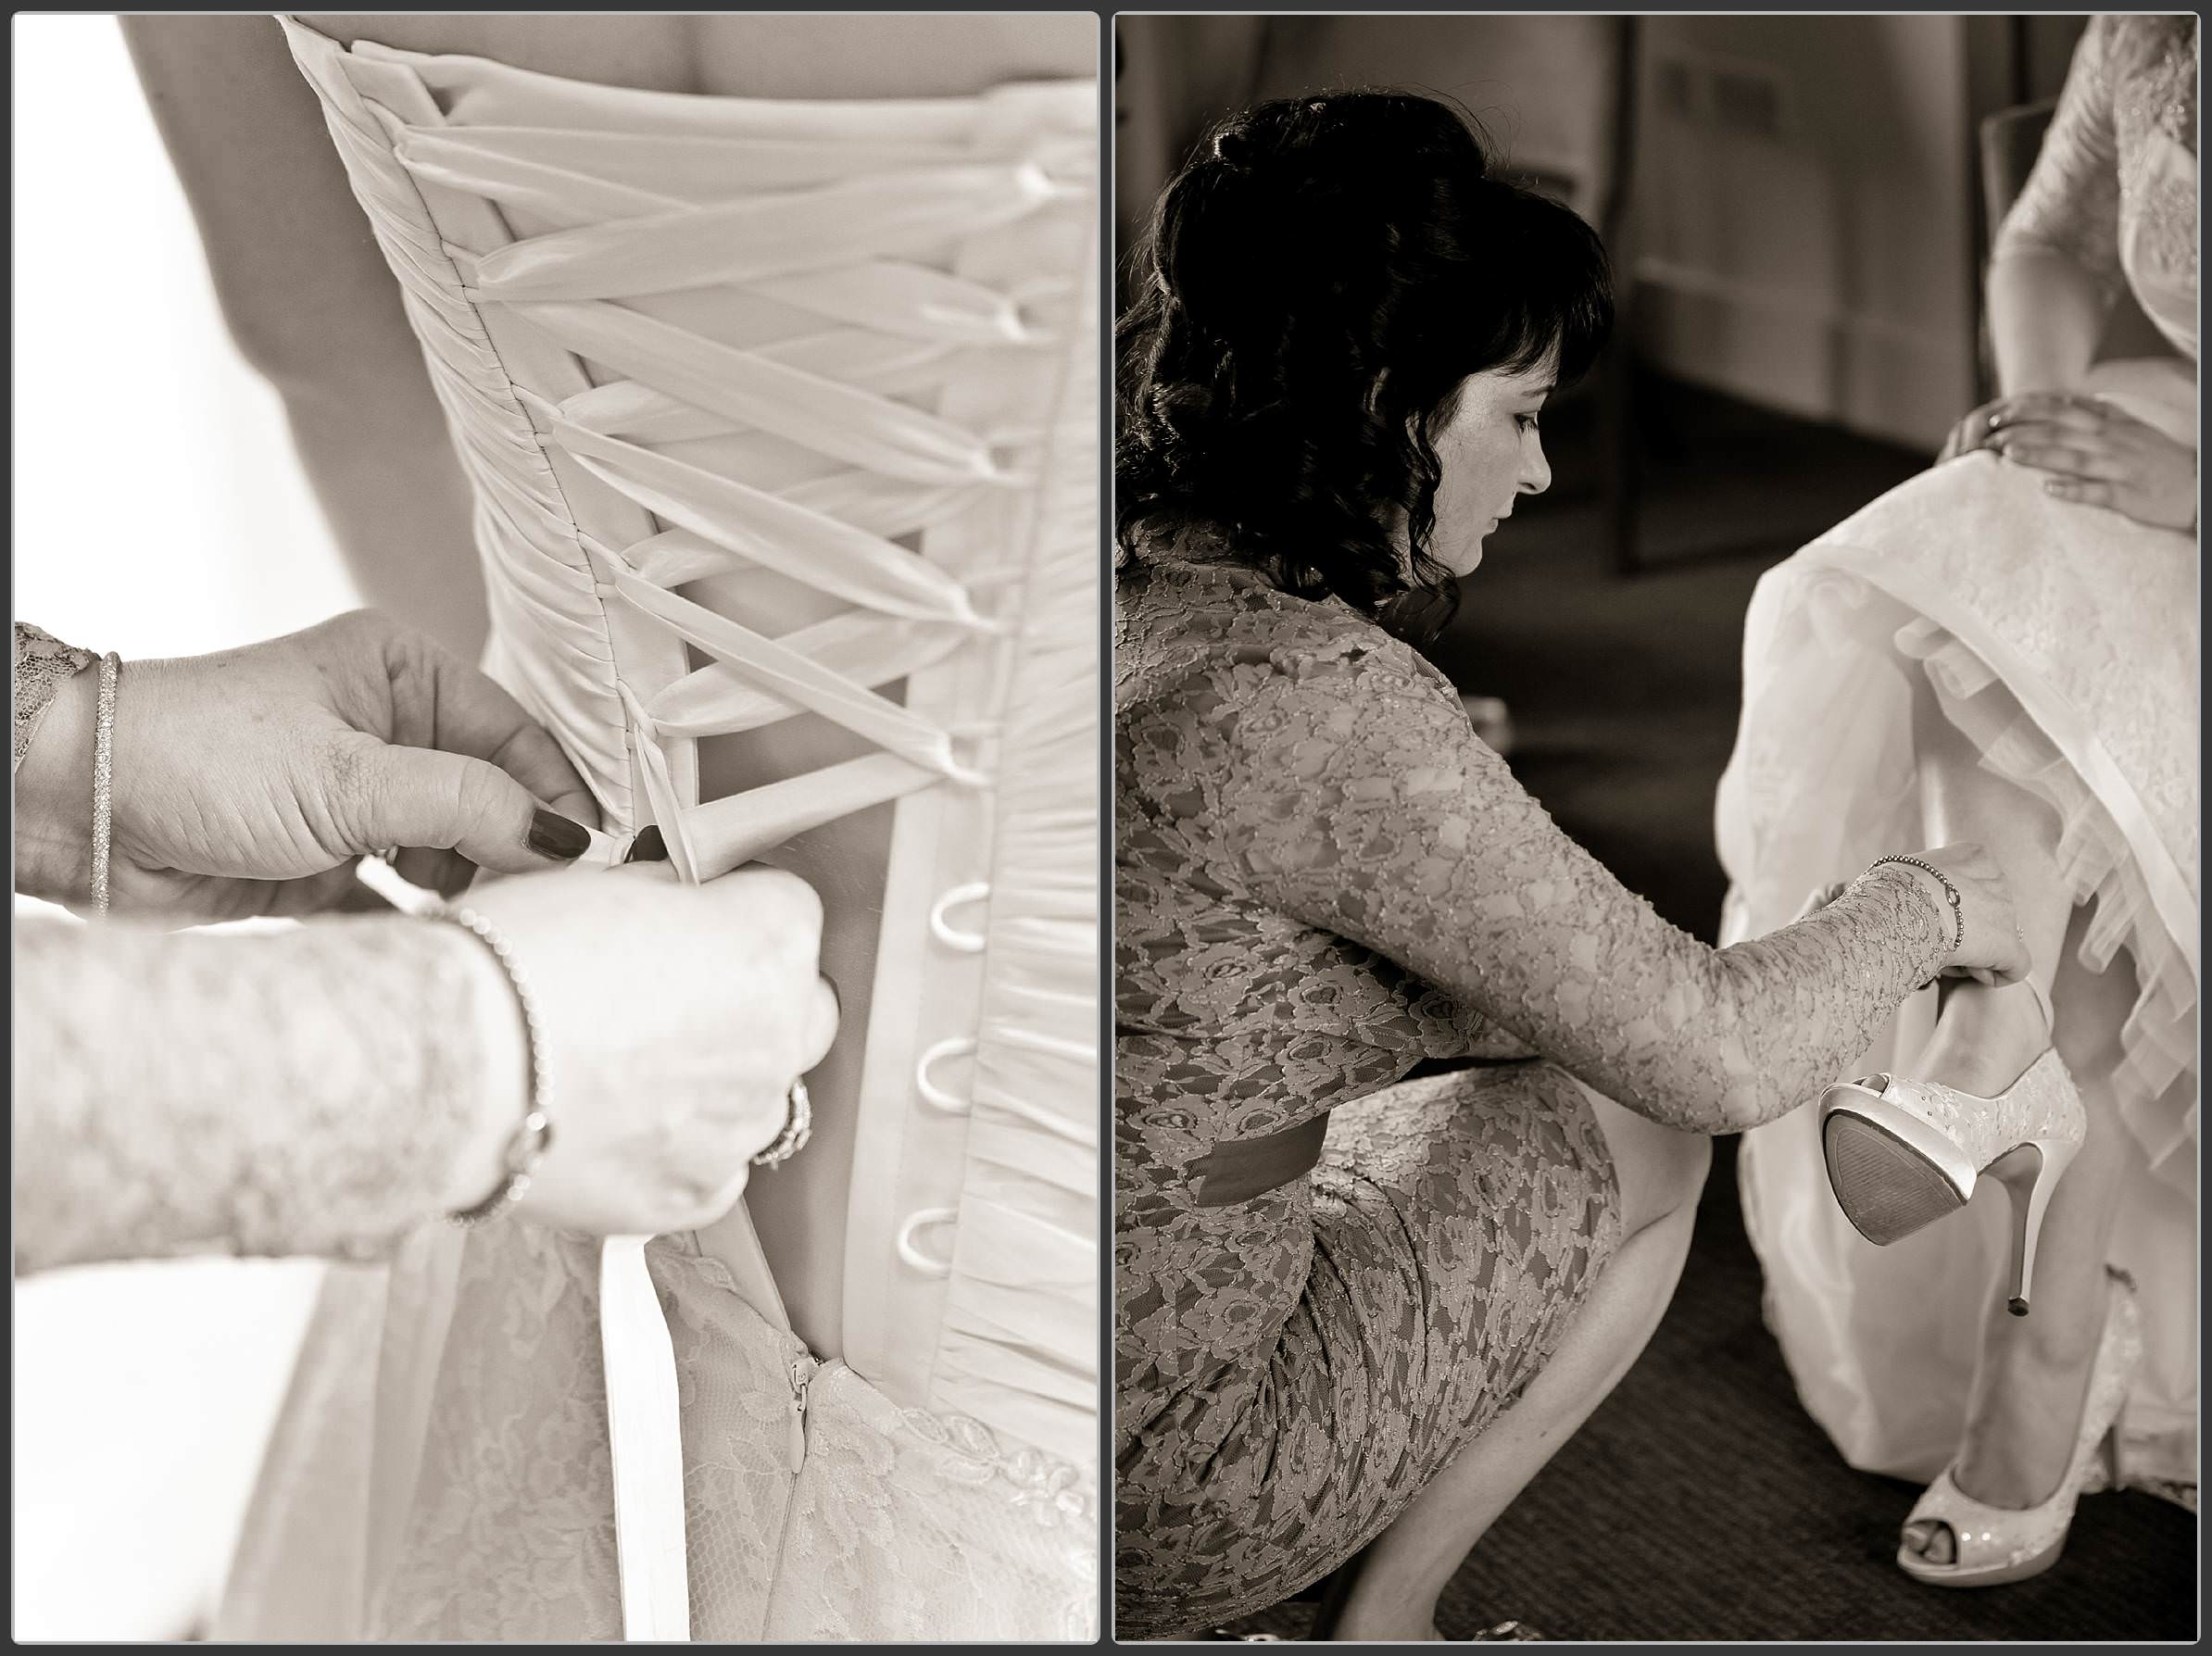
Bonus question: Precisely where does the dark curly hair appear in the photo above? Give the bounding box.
[1117,89,1614,638]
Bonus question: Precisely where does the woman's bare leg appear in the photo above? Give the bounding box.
[1902,695,2130,1553]
[1330,1097,1709,1640]
[1908,692,2071,1098]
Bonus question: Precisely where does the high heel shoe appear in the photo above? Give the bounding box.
[1818,979,2085,1314]
[1896,1268,2142,1587]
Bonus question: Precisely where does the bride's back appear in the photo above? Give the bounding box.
[210,14,1098,1638]
[283,10,1100,1374]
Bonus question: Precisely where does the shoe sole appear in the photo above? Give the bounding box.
[1821,1099,1971,1245]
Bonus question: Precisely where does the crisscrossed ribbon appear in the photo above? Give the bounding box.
[369,95,1091,1638]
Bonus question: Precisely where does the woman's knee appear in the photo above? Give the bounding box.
[1592,1098,1711,1236]
[1636,1131,1712,1235]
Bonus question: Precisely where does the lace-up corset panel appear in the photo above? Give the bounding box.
[280,16,1099,1470]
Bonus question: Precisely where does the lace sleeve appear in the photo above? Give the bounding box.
[1992,16,2123,295]
[12,913,505,1273]
[1193,639,1950,1135]
[13,623,95,776]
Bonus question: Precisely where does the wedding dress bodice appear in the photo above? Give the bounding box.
[1996,13,2198,363]
[242,19,1098,1638]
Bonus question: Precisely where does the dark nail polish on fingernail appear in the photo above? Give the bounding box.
[528,809,590,861]
[624,823,669,864]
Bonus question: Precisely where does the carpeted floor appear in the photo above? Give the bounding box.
[1216,378,2199,1641]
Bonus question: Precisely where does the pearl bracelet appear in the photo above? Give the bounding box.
[1866,853,1965,958]
[441,903,555,1226]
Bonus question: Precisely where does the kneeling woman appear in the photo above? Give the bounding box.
[1112,91,2024,1640]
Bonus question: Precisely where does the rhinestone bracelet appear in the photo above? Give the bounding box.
[752,1077,812,1169]
[89,652,120,917]
[440,903,555,1226]
[1866,853,1965,958]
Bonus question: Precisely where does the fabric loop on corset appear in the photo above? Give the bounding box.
[929,883,993,952]
[916,1035,981,1114]
[895,1208,961,1276]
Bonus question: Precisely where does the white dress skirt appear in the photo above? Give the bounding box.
[1716,347,2197,1495]
[215,19,1100,1639]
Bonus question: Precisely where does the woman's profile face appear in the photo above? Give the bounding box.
[1426,363,1556,576]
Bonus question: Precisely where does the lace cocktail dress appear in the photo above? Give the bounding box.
[1113,548,1954,1635]
[216,19,1099,1638]
[1720,15,2197,1497]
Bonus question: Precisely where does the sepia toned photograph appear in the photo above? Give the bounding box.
[1113,12,2195,1642]
[15,11,1099,1641]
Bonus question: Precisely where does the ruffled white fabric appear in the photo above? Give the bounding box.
[1717,357,2198,1494]
[218,18,1097,1639]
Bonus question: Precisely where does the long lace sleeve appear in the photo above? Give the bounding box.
[1187,637,1950,1135]
[13,622,94,776]
[12,913,509,1273]
[1992,17,2122,295]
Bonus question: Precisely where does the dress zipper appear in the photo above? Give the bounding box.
[759,1349,820,1635]
[786,1354,818,1474]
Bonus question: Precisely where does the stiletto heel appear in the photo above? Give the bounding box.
[1817,980,2085,1310]
[1983,1135,2083,1315]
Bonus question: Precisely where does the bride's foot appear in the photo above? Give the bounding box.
[1899,1271,2141,1586]
[1914,977,2051,1100]
[1904,1304,2108,1564]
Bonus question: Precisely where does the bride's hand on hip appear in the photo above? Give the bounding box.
[16,608,600,925]
[1983,393,2197,533]
[1937,395,2018,463]
[1937,388,2108,465]
[452,862,840,1236]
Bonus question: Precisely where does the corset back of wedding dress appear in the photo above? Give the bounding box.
[220,19,1098,1639]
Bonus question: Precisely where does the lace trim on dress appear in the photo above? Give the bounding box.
[1996,15,2198,337]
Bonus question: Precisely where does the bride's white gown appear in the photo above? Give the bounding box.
[217,19,1098,1638]
[1718,16,2196,1498]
